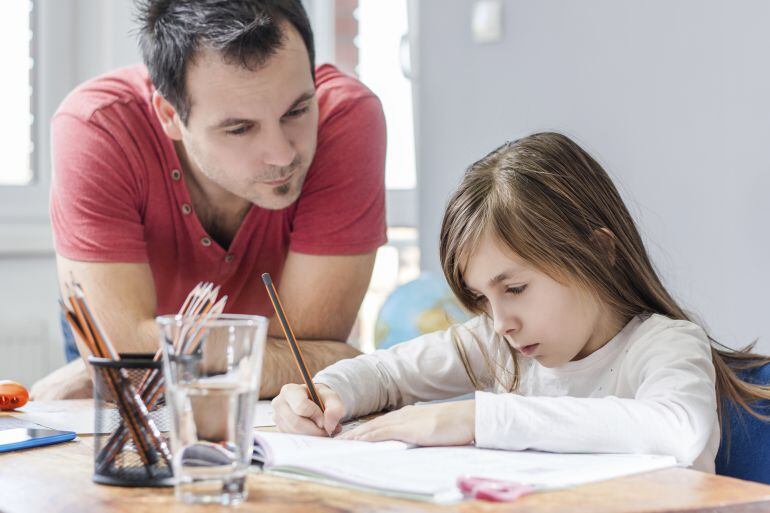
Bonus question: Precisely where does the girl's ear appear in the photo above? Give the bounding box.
[591,228,617,266]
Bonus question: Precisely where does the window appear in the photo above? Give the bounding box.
[357,0,416,191]
[325,0,417,191]
[1,0,34,186]
[0,0,74,253]
[304,0,420,351]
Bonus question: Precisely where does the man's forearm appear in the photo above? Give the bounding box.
[32,319,160,400]
[259,337,361,398]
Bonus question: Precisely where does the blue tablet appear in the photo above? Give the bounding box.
[0,427,76,453]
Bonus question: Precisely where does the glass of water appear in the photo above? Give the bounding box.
[157,313,267,505]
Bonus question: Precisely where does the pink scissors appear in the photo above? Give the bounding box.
[457,476,535,502]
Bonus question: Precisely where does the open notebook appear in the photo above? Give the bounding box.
[252,431,678,503]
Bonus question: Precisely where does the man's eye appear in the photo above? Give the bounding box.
[506,285,527,295]
[284,106,309,119]
[227,125,250,136]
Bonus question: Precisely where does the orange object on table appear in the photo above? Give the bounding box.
[0,380,29,411]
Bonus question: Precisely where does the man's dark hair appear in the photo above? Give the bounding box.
[136,0,315,124]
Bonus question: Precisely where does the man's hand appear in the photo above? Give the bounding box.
[37,250,373,401]
[31,257,158,400]
[30,359,93,400]
[337,400,476,446]
[274,252,375,342]
[255,251,374,398]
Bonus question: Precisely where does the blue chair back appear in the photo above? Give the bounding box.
[715,362,770,484]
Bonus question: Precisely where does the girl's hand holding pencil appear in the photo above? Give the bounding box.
[262,272,347,438]
[272,383,345,437]
[272,382,477,446]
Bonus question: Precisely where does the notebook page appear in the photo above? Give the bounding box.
[385,447,677,490]
[253,431,410,467]
[272,445,676,503]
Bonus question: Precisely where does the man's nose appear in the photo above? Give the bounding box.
[263,123,297,168]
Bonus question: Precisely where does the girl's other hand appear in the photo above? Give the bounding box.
[271,383,344,436]
[337,400,475,446]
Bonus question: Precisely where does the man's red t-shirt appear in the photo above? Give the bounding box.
[50,64,387,316]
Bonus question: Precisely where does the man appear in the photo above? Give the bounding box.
[31,0,386,399]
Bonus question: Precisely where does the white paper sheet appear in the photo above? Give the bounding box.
[7,400,99,434]
[253,400,275,427]
[4,399,323,435]
[0,416,47,430]
[254,431,678,503]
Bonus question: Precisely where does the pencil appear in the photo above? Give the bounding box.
[97,282,226,470]
[261,272,325,412]
[63,279,170,471]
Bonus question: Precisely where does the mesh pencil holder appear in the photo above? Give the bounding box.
[89,353,174,487]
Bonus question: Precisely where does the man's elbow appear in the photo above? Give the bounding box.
[328,340,362,360]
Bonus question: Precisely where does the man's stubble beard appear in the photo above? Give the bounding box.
[274,181,292,196]
[195,154,307,208]
[250,165,309,209]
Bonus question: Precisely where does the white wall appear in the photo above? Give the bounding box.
[72,0,141,80]
[0,257,61,385]
[411,0,770,353]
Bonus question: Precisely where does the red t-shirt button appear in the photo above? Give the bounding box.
[181,203,192,215]
[225,254,235,263]
[200,237,212,247]
[171,169,181,181]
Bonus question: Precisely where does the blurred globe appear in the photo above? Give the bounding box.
[374,273,471,350]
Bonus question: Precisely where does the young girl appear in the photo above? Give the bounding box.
[271,132,770,472]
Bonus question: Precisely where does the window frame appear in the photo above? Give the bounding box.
[0,1,75,254]
[304,0,418,229]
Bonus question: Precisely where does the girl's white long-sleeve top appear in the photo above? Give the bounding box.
[314,314,720,472]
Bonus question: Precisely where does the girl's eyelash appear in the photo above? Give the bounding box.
[471,284,527,303]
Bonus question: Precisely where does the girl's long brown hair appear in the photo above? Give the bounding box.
[439,132,770,424]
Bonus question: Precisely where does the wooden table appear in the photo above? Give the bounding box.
[2,409,770,512]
